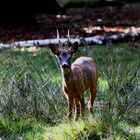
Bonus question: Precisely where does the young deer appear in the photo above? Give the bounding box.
[50,31,98,120]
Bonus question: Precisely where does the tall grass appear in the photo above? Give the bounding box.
[0,49,66,123]
[0,45,140,139]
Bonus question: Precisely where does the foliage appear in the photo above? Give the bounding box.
[0,45,140,139]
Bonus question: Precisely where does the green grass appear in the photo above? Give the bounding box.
[0,45,140,139]
[0,117,46,139]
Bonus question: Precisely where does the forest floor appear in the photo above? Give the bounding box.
[0,3,140,44]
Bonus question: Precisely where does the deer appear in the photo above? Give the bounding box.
[50,30,98,120]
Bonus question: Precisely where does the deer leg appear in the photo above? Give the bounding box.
[75,97,80,120]
[67,97,74,120]
[80,97,85,118]
[75,96,84,120]
[88,83,97,115]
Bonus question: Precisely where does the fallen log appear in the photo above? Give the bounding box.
[0,32,140,50]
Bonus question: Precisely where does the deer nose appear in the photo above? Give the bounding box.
[62,63,69,69]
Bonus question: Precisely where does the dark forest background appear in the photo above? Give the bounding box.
[0,0,140,25]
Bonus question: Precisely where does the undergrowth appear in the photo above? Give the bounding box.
[0,45,139,139]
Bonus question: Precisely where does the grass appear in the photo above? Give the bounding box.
[0,117,46,139]
[0,44,140,139]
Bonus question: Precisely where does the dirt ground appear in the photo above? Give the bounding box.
[0,4,140,43]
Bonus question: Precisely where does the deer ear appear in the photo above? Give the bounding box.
[70,42,78,54]
[50,46,60,56]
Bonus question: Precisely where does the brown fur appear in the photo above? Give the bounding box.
[62,57,98,120]
[50,42,98,120]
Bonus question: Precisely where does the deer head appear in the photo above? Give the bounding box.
[50,30,78,69]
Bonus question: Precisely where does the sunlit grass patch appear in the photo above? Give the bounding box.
[28,115,111,140]
[0,118,100,140]
[0,117,46,139]
[38,119,99,140]
[98,78,109,92]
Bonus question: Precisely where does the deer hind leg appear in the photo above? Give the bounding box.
[80,97,85,118]
[67,97,74,120]
[75,96,85,120]
[88,82,97,115]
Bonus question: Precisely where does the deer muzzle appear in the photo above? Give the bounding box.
[61,62,70,69]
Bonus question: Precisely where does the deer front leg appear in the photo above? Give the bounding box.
[67,97,74,120]
[75,96,84,120]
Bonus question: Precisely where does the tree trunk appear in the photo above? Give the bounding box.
[0,32,139,50]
